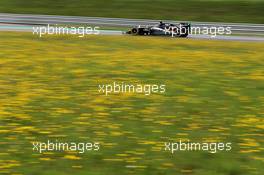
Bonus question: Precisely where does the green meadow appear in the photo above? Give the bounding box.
[0,32,263,175]
[0,0,264,23]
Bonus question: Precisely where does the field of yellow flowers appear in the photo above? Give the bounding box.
[0,32,263,175]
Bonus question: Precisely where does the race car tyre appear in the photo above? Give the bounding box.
[131,28,138,34]
[179,23,190,37]
[179,26,189,37]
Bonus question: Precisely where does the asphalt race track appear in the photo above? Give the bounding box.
[0,13,264,41]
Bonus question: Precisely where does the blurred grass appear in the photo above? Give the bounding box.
[0,32,264,175]
[0,0,264,23]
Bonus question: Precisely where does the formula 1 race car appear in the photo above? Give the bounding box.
[126,21,191,37]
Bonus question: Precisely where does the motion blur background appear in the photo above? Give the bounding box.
[0,1,263,175]
[0,0,264,23]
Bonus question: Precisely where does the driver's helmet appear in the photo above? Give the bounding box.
[159,21,165,28]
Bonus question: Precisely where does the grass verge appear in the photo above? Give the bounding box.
[0,0,264,23]
[0,32,263,175]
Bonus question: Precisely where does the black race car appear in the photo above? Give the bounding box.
[126,21,191,37]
